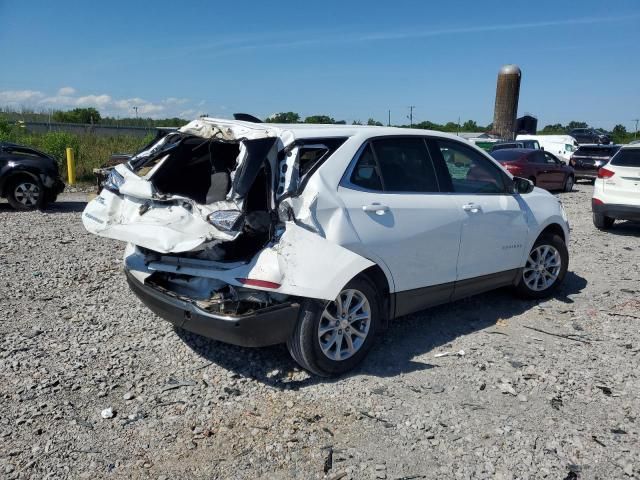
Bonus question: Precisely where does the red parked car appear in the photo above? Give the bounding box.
[490,148,575,192]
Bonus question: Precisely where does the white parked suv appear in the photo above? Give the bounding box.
[592,144,640,229]
[83,118,570,376]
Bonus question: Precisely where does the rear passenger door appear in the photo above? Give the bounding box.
[427,138,528,289]
[337,137,464,314]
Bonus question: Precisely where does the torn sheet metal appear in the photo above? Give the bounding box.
[137,223,374,301]
[179,118,275,141]
[82,188,239,253]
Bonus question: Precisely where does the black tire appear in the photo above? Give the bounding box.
[287,277,380,377]
[593,212,614,230]
[514,233,568,299]
[563,175,574,192]
[6,175,44,210]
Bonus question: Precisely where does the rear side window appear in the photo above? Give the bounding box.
[348,138,439,193]
[370,138,439,192]
[433,139,507,194]
[610,149,640,167]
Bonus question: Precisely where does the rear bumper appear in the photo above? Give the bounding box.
[571,167,599,179]
[125,270,300,347]
[592,201,640,222]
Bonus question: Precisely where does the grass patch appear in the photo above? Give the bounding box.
[1,118,152,181]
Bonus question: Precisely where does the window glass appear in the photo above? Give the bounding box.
[436,140,506,194]
[530,151,546,164]
[298,146,329,176]
[349,144,383,191]
[610,149,640,167]
[543,152,558,164]
[370,137,438,192]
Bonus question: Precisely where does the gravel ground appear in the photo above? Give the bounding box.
[1,185,639,479]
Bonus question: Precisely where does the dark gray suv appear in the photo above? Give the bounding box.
[569,128,611,145]
[0,142,65,210]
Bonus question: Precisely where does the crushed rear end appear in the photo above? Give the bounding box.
[82,118,372,346]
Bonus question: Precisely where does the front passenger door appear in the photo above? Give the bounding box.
[543,151,566,189]
[428,139,528,284]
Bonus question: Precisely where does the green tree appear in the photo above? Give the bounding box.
[366,118,383,126]
[612,124,628,143]
[462,120,478,131]
[265,112,300,123]
[304,115,335,124]
[612,124,627,136]
[541,124,566,134]
[53,107,102,124]
[352,120,362,125]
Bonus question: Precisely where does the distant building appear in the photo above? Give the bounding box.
[516,114,538,135]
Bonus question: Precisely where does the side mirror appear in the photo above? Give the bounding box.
[512,176,534,194]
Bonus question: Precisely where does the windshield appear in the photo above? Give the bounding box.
[490,149,527,162]
[610,149,640,167]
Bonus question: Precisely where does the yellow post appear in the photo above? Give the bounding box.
[66,147,76,185]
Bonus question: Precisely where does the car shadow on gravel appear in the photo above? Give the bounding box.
[176,271,588,389]
[602,221,640,237]
[0,201,87,213]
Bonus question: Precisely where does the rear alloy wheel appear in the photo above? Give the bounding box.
[7,177,43,210]
[515,233,568,299]
[287,277,380,377]
[593,212,614,230]
[563,175,574,192]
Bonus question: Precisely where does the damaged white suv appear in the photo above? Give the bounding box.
[83,118,570,376]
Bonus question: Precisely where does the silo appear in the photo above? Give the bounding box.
[492,64,521,140]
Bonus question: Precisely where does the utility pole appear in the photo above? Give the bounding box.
[457,116,460,135]
[133,106,139,119]
[633,118,639,139]
[388,109,391,127]
[407,106,415,128]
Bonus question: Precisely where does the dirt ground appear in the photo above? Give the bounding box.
[1,184,638,479]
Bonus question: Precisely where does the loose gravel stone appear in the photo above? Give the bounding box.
[1,187,639,479]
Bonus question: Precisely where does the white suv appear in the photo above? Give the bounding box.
[592,144,640,229]
[83,118,570,376]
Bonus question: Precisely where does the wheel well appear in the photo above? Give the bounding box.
[359,265,392,329]
[1,172,39,197]
[539,223,565,242]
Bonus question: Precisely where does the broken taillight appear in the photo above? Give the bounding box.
[236,278,281,289]
[598,167,615,179]
[103,168,125,193]
[208,210,244,232]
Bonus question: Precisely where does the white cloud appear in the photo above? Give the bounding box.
[76,94,112,108]
[57,86,76,96]
[0,89,44,104]
[0,88,199,118]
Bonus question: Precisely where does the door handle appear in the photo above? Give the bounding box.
[462,203,481,213]
[362,204,389,215]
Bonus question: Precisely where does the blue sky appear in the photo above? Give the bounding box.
[0,0,638,130]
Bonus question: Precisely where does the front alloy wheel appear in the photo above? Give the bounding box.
[523,245,561,291]
[287,277,380,377]
[515,233,568,299]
